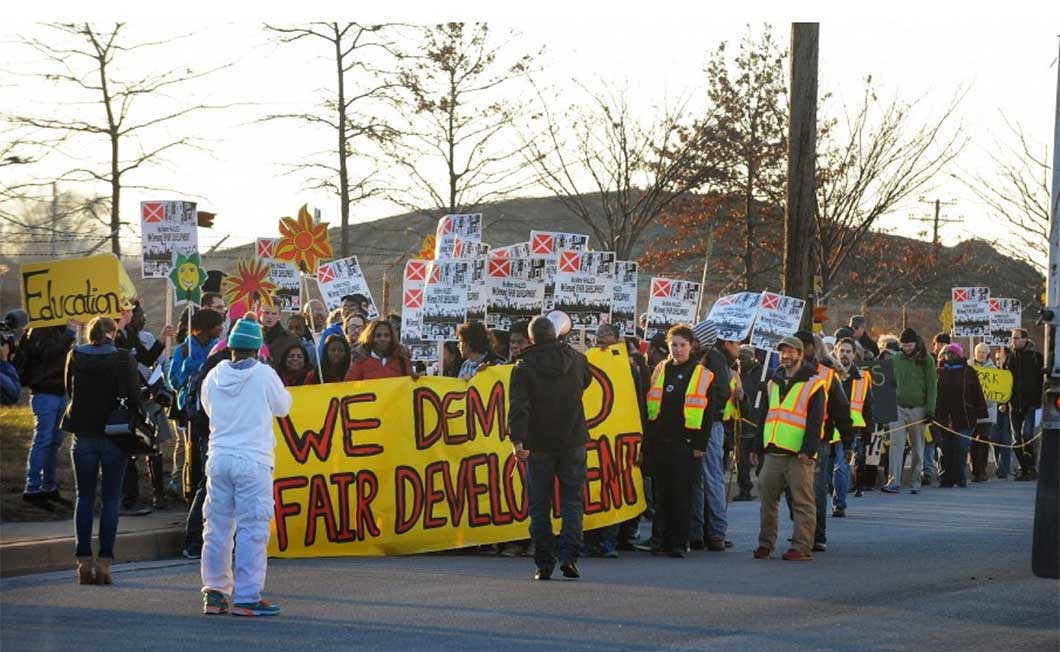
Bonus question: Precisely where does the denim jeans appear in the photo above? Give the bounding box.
[25,393,68,495]
[990,410,1012,477]
[923,443,937,483]
[690,422,728,541]
[938,430,972,486]
[72,435,127,558]
[527,445,587,569]
[1011,409,1037,475]
[185,422,210,548]
[832,440,850,510]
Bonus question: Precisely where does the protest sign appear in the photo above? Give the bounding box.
[552,250,615,329]
[268,345,645,557]
[491,242,530,258]
[453,236,491,260]
[140,200,198,279]
[399,259,435,362]
[707,292,762,342]
[986,298,1021,346]
[21,254,137,328]
[859,358,897,424]
[612,261,638,336]
[168,252,208,305]
[256,238,302,312]
[865,430,885,466]
[421,260,469,341]
[973,365,1013,404]
[222,258,279,311]
[466,258,488,323]
[316,255,380,318]
[275,204,332,275]
[529,230,589,256]
[645,277,700,338]
[951,287,990,337]
[485,256,547,332]
[434,213,483,260]
[749,292,806,352]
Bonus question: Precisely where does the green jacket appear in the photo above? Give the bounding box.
[892,351,938,412]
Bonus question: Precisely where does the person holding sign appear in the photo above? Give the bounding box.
[643,325,715,558]
[750,336,826,561]
[509,316,592,580]
[935,344,987,488]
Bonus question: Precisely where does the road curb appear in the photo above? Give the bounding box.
[0,527,184,578]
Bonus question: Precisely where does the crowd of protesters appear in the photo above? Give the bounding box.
[1,294,1047,595]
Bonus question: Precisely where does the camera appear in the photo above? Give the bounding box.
[2,309,29,349]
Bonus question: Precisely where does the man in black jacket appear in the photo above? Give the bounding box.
[16,321,79,510]
[1005,329,1044,480]
[734,345,762,501]
[509,316,592,580]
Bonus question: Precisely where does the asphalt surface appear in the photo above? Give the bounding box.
[2,479,1056,652]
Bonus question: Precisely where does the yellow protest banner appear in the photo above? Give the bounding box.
[20,254,137,328]
[973,366,1013,404]
[269,345,645,557]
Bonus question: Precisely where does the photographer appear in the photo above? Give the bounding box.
[1,310,28,406]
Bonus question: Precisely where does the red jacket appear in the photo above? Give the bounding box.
[345,354,409,381]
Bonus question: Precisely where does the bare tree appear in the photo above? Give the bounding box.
[263,23,400,258]
[523,83,723,260]
[957,117,1049,271]
[815,81,965,296]
[3,23,230,255]
[380,22,541,217]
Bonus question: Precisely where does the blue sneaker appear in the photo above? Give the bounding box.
[231,599,281,617]
[202,590,228,616]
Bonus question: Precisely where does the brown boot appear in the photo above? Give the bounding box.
[94,557,113,585]
[76,556,95,584]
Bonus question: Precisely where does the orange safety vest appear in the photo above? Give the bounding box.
[763,375,826,454]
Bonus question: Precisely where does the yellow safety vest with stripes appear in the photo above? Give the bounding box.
[830,369,872,443]
[763,375,825,454]
[722,374,740,422]
[646,361,715,430]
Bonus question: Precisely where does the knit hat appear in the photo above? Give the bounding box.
[778,336,804,352]
[899,328,918,344]
[849,315,866,329]
[228,317,263,351]
[833,326,855,341]
[944,342,964,358]
[691,319,719,350]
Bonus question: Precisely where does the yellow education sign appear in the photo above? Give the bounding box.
[20,254,137,328]
[973,365,1013,404]
[269,345,645,557]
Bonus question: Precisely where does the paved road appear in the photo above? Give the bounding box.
[2,479,1056,651]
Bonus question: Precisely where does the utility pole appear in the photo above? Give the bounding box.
[783,23,819,331]
[912,197,961,247]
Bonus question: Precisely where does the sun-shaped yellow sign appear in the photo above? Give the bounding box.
[274,204,332,275]
[222,257,278,311]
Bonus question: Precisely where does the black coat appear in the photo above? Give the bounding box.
[16,325,75,395]
[645,358,710,454]
[936,359,988,432]
[1004,344,1044,412]
[60,345,140,436]
[508,341,592,452]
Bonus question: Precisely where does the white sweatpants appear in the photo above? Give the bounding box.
[200,454,274,604]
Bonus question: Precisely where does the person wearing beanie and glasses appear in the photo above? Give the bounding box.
[690,319,732,551]
[199,318,292,617]
[750,336,826,561]
[882,328,937,494]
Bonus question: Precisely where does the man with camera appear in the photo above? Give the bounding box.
[1,310,28,405]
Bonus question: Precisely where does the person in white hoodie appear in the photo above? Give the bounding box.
[199,317,292,617]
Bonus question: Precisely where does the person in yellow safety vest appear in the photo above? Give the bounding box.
[791,330,853,553]
[750,335,826,562]
[832,337,875,514]
[643,324,714,558]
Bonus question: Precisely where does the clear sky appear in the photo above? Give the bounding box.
[3,1,1058,266]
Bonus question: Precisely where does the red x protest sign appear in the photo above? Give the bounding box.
[989,299,1000,312]
[488,258,512,278]
[405,260,427,282]
[651,279,672,299]
[531,233,554,255]
[317,264,335,284]
[761,292,780,310]
[559,251,581,274]
[142,202,165,224]
[404,289,423,309]
[953,288,968,303]
[256,239,275,259]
